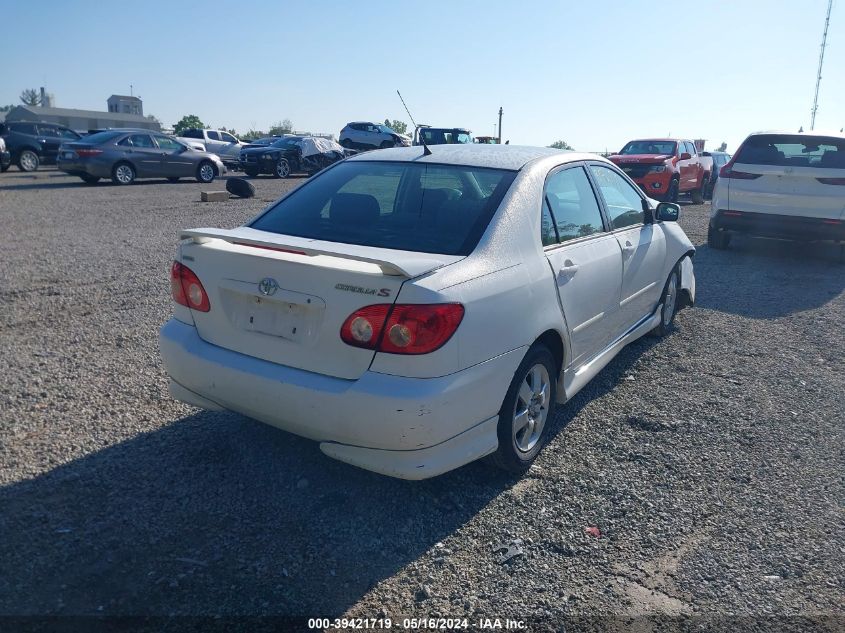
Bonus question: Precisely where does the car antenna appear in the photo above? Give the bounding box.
[397,90,431,156]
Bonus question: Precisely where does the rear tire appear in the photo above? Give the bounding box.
[691,177,707,204]
[111,162,136,185]
[18,150,39,172]
[488,345,557,474]
[651,266,680,337]
[707,224,731,250]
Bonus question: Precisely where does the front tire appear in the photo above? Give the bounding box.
[488,345,557,474]
[665,177,679,203]
[18,150,40,172]
[196,161,216,183]
[651,266,680,337]
[707,224,731,250]
[112,162,136,185]
[274,158,291,179]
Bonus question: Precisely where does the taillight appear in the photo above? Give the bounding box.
[170,261,210,312]
[719,165,761,179]
[816,177,845,185]
[340,303,464,355]
[75,149,103,157]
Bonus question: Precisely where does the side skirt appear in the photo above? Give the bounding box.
[561,310,661,402]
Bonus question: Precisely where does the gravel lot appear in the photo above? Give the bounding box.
[1,168,843,630]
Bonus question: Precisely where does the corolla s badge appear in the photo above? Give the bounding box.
[258,278,279,296]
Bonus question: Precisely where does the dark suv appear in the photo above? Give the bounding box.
[0,121,82,171]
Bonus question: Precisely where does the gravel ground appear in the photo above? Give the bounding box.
[0,168,843,630]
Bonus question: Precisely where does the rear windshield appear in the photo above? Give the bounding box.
[250,161,517,255]
[734,134,845,168]
[619,141,677,155]
[80,131,123,144]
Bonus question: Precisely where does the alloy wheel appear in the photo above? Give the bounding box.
[513,364,551,453]
[115,164,134,184]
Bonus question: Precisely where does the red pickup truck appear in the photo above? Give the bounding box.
[609,138,711,203]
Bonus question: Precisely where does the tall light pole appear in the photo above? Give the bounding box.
[497,107,503,144]
[811,0,834,130]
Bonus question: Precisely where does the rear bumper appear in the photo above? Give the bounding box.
[0,150,10,168]
[711,209,845,241]
[56,156,112,178]
[159,319,523,479]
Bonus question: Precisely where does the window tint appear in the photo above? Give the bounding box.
[734,134,845,168]
[686,142,697,155]
[206,131,220,141]
[37,125,59,137]
[155,136,183,151]
[250,161,517,255]
[12,123,37,135]
[544,167,605,243]
[589,165,645,230]
[57,127,80,140]
[181,129,201,139]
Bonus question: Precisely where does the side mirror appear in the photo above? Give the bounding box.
[680,152,692,160]
[656,202,680,222]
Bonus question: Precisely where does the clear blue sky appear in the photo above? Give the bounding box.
[1,0,842,152]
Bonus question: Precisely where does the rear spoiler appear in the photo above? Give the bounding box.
[179,227,456,277]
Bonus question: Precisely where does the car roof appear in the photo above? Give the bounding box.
[347,144,599,171]
[746,129,845,140]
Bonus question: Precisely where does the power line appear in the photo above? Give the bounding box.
[811,0,834,130]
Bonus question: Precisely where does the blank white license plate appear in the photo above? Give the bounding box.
[244,296,306,340]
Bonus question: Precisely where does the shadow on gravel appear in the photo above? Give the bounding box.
[0,332,661,617]
[693,236,845,319]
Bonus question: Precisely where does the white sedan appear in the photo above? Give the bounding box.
[160,145,696,479]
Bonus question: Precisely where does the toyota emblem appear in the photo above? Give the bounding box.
[258,277,279,296]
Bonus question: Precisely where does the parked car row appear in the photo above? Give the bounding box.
[56,129,226,185]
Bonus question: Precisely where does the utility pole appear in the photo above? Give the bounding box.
[811,0,833,130]
[130,84,134,97]
[497,107,503,144]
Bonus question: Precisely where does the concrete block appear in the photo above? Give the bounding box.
[201,191,228,202]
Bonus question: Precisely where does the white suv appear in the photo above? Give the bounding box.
[339,122,410,150]
[160,145,695,479]
[710,131,845,256]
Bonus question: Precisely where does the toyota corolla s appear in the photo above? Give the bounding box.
[160,145,696,479]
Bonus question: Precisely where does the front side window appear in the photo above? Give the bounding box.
[589,165,645,230]
[250,161,517,255]
[544,166,605,243]
[155,136,183,151]
[37,125,59,137]
[221,132,237,143]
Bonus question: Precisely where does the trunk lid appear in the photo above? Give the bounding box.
[728,163,845,220]
[178,227,462,380]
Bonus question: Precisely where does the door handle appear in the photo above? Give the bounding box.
[622,240,636,258]
[557,260,579,283]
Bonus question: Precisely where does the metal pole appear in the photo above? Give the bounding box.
[811,0,834,130]
[498,107,503,144]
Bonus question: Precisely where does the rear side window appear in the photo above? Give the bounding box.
[207,131,220,141]
[544,166,605,243]
[250,161,517,255]
[735,134,845,168]
[12,123,37,135]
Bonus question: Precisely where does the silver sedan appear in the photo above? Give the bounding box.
[57,128,226,185]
